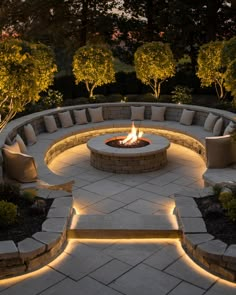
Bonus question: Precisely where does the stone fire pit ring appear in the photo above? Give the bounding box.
[87,133,170,173]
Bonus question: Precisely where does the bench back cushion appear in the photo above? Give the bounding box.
[88,107,104,123]
[73,109,88,125]
[204,113,219,131]
[24,124,37,145]
[131,106,145,121]
[58,111,73,128]
[179,109,195,126]
[44,115,58,133]
[151,106,166,121]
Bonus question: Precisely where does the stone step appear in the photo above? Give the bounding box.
[68,214,181,239]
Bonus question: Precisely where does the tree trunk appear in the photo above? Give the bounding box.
[157,81,161,99]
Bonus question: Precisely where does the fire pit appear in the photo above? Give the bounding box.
[87,123,170,173]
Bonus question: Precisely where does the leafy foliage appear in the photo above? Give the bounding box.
[40,89,63,109]
[134,42,176,98]
[224,59,236,102]
[219,191,233,210]
[0,200,17,227]
[0,183,21,202]
[196,40,226,99]
[221,36,236,68]
[171,85,193,104]
[73,45,115,97]
[218,190,236,222]
[0,39,57,131]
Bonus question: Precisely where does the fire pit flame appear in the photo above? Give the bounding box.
[120,122,143,145]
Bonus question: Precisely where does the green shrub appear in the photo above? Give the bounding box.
[91,94,107,103]
[171,85,193,104]
[106,93,124,102]
[227,199,236,222]
[40,89,63,109]
[63,97,90,106]
[213,184,222,197]
[0,183,21,202]
[0,200,17,227]
[218,191,234,210]
[21,189,37,204]
[140,93,156,102]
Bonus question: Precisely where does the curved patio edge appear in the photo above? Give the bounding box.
[0,189,74,280]
[174,187,236,282]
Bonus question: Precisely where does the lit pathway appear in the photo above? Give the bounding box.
[1,144,236,294]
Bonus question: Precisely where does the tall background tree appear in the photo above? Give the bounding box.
[0,39,57,131]
[134,42,176,98]
[73,45,115,97]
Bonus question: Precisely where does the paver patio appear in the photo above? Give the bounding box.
[0,143,236,294]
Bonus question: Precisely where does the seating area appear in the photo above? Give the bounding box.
[1,102,236,186]
[0,102,236,281]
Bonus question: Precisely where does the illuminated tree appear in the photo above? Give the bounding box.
[222,36,236,68]
[134,41,176,99]
[72,45,115,97]
[196,40,226,99]
[0,39,57,131]
[224,59,236,103]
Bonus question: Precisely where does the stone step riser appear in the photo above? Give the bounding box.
[68,229,181,239]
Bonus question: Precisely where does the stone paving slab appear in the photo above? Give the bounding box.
[0,240,18,259]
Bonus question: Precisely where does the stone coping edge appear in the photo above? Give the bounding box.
[174,187,236,282]
[0,190,74,280]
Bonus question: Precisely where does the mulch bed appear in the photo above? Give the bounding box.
[195,195,236,245]
[0,198,53,243]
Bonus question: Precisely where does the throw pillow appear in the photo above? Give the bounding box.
[58,111,73,128]
[204,113,219,132]
[223,121,236,135]
[3,141,21,153]
[151,106,166,121]
[88,107,104,123]
[213,117,223,136]
[44,115,58,133]
[73,109,88,125]
[24,124,37,145]
[179,109,195,126]
[2,148,38,183]
[15,134,27,154]
[205,135,232,168]
[131,106,145,120]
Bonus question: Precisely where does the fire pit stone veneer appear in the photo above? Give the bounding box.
[87,133,170,173]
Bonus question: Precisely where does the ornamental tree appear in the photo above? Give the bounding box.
[0,39,57,131]
[72,45,115,97]
[222,36,236,68]
[134,42,176,99]
[224,59,236,104]
[196,40,226,99]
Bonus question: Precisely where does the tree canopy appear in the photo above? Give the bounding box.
[196,41,226,99]
[224,59,236,102]
[134,41,176,98]
[72,45,115,97]
[0,39,57,131]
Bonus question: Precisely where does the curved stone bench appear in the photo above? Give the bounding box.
[1,102,235,186]
[0,102,236,280]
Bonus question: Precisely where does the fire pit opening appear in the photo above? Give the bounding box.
[106,122,150,148]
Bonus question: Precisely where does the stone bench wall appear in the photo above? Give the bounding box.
[4,102,234,144]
